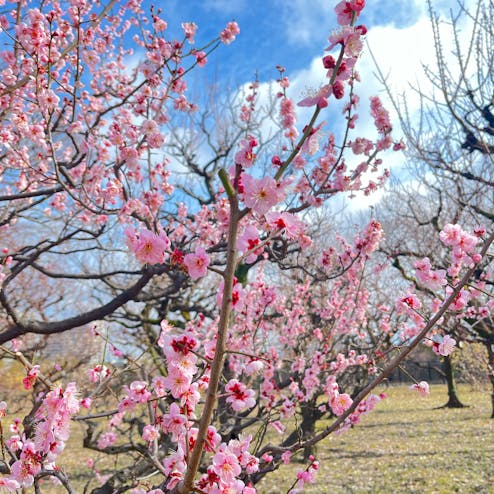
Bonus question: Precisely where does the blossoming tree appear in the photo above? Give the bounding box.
[0,1,492,493]
[376,0,494,416]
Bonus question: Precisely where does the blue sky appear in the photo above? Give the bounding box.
[138,0,476,208]
[153,0,425,85]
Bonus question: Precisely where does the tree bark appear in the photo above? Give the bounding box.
[486,337,494,419]
[442,355,465,408]
[281,400,322,461]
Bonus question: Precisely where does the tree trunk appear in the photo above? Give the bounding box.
[281,400,321,461]
[486,338,494,419]
[442,354,465,408]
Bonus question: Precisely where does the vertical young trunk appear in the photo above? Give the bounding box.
[443,354,465,408]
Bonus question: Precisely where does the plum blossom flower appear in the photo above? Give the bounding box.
[220,21,240,44]
[396,292,422,314]
[225,379,256,412]
[0,477,21,492]
[410,381,429,397]
[184,247,210,279]
[432,334,457,357]
[212,450,241,484]
[235,136,258,168]
[23,365,40,390]
[237,225,262,263]
[335,0,366,25]
[182,22,198,44]
[242,174,283,215]
[298,84,331,108]
[88,364,111,383]
[370,96,392,134]
[126,381,152,403]
[142,424,160,442]
[162,367,192,399]
[125,227,170,265]
[162,403,188,440]
[97,431,117,449]
[330,392,353,416]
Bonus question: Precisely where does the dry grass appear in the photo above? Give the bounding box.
[259,384,494,493]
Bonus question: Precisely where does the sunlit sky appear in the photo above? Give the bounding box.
[156,0,474,132]
[143,0,476,208]
[156,0,468,87]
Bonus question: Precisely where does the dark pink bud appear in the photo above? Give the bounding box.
[323,55,336,69]
[332,80,345,99]
[271,155,282,166]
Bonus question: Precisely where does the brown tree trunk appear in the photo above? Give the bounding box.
[442,354,465,408]
[486,338,494,419]
[281,400,321,461]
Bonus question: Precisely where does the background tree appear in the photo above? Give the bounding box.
[376,0,494,414]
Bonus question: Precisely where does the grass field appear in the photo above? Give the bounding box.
[16,383,494,493]
[259,384,494,494]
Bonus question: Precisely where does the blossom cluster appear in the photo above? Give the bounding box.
[1,384,80,489]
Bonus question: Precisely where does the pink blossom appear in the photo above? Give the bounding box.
[237,225,262,263]
[242,174,283,215]
[194,50,207,67]
[118,396,136,413]
[127,381,152,403]
[212,450,241,483]
[162,403,187,440]
[142,424,160,442]
[162,367,192,399]
[182,22,198,44]
[370,96,392,134]
[410,381,430,397]
[281,451,292,464]
[343,30,363,57]
[153,16,167,32]
[266,211,305,239]
[439,223,463,246]
[298,85,331,108]
[397,292,422,313]
[330,392,353,416]
[235,137,258,168]
[225,379,256,412]
[220,21,240,44]
[80,397,92,409]
[280,97,296,129]
[125,227,170,265]
[335,1,355,25]
[88,364,110,383]
[432,334,457,357]
[97,431,117,449]
[0,477,21,492]
[414,257,447,291]
[184,247,210,279]
[335,1,366,25]
[22,365,40,390]
[245,360,264,376]
[270,420,286,434]
[163,447,187,489]
[10,460,35,488]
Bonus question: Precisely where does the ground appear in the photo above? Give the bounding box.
[259,384,494,493]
